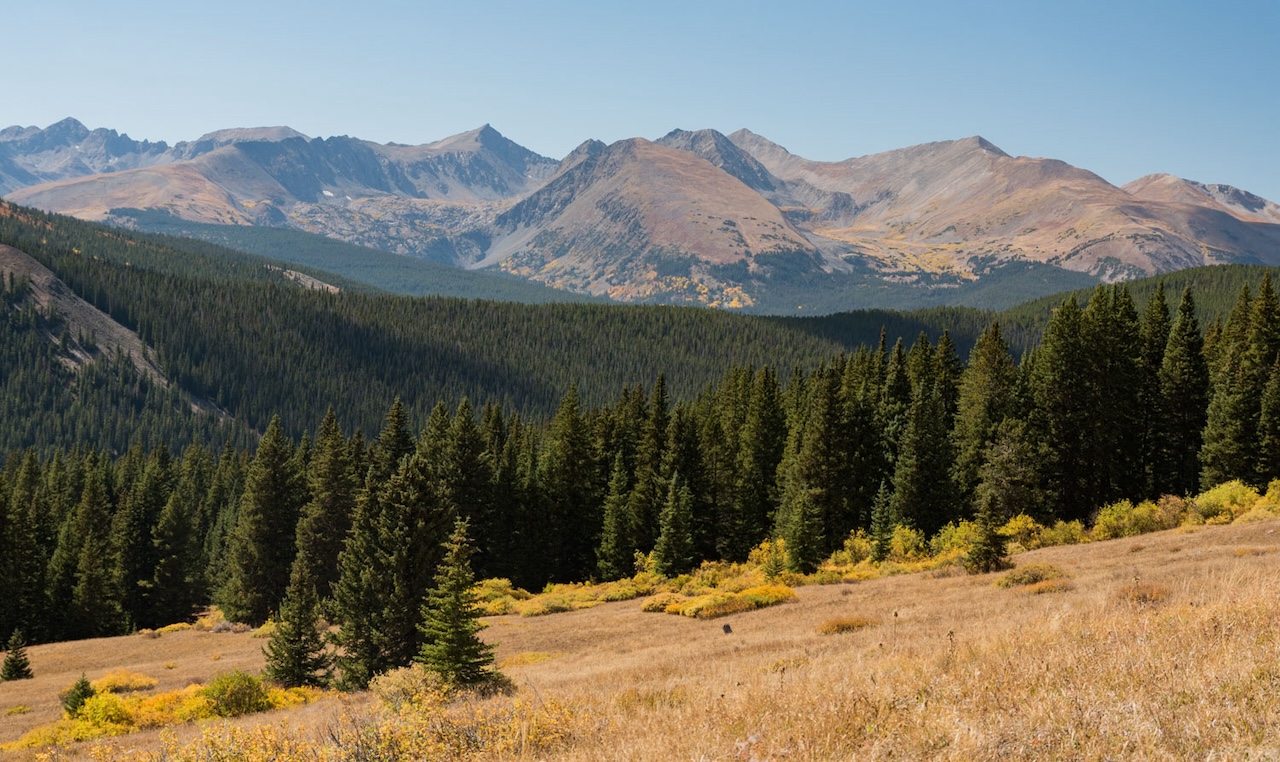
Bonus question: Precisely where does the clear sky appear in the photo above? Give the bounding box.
[6,0,1278,200]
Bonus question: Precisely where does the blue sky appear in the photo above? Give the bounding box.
[6,1,1278,200]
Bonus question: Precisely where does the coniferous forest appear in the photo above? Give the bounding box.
[3,201,1280,690]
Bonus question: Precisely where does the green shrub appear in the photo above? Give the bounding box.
[62,674,96,717]
[202,671,271,717]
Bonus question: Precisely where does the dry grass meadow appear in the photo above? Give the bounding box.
[3,517,1279,760]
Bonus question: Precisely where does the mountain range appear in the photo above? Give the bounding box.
[4,118,1279,312]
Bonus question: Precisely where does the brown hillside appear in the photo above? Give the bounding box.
[0,244,165,381]
[489,138,819,307]
[6,518,1279,760]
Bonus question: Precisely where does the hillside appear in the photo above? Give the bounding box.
[6,119,1280,313]
[4,518,1277,760]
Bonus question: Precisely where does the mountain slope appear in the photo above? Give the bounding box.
[728,129,1280,281]
[5,119,1280,313]
[488,138,822,306]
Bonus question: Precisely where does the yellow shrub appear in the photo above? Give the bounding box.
[1234,506,1277,523]
[1193,480,1261,523]
[999,514,1045,549]
[888,524,927,562]
[828,528,873,566]
[251,619,277,639]
[737,584,797,607]
[156,622,192,634]
[193,607,225,631]
[76,693,134,729]
[1040,519,1087,546]
[641,592,685,613]
[930,520,979,556]
[749,538,788,580]
[91,669,157,694]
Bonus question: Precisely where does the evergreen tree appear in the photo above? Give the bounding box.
[625,376,670,552]
[963,497,1008,575]
[68,460,128,639]
[292,408,357,604]
[538,386,599,582]
[971,419,1048,525]
[149,490,203,627]
[1030,297,1095,521]
[111,448,174,629]
[417,518,500,688]
[724,366,785,561]
[441,399,497,577]
[63,674,95,716]
[951,323,1018,505]
[1138,282,1172,497]
[596,453,637,581]
[218,416,305,625]
[371,451,455,671]
[1257,360,1280,485]
[262,564,332,688]
[890,381,958,536]
[652,476,696,577]
[869,481,894,564]
[1159,288,1209,495]
[1,630,33,680]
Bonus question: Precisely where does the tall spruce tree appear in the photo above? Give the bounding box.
[292,408,357,605]
[218,416,304,625]
[951,323,1018,506]
[1138,283,1172,498]
[68,459,128,639]
[1158,288,1209,496]
[538,386,599,582]
[652,476,696,577]
[596,453,637,581]
[890,380,958,536]
[417,518,499,688]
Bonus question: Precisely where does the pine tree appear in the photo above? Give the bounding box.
[869,481,894,564]
[418,518,500,688]
[1,630,33,681]
[262,564,332,688]
[652,476,696,577]
[292,408,357,604]
[971,419,1048,525]
[63,673,95,717]
[218,415,305,625]
[596,453,637,581]
[890,381,958,536]
[951,323,1018,505]
[1138,283,1172,497]
[149,491,202,626]
[68,460,127,639]
[964,497,1009,575]
[725,367,785,561]
[1257,360,1280,485]
[539,386,599,582]
[1159,288,1209,496]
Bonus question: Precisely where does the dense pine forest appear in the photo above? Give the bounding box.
[3,200,1280,691]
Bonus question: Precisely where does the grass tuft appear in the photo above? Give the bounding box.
[816,616,878,635]
[995,563,1068,588]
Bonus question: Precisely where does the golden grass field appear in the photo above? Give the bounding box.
[3,516,1279,760]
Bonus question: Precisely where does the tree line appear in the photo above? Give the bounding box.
[6,274,1279,681]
